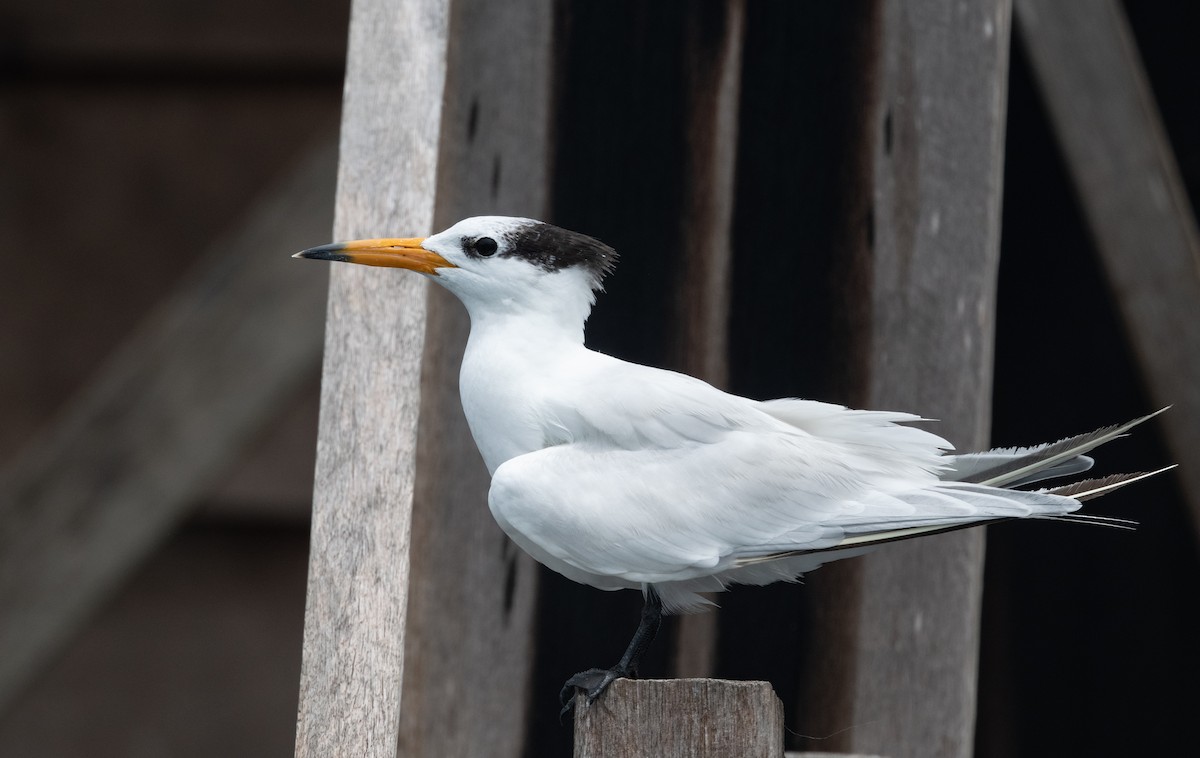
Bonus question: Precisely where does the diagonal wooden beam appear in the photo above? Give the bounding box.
[291,1,450,756]
[1015,0,1200,538]
[0,136,336,714]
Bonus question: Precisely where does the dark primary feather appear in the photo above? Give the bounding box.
[956,409,1167,488]
[1044,468,1175,502]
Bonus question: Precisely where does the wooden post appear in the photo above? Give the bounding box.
[292,0,449,756]
[1014,0,1200,539]
[670,0,746,682]
[0,137,335,714]
[803,1,1011,755]
[396,0,552,755]
[573,679,784,758]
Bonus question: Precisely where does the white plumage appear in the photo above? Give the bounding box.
[297,214,1167,707]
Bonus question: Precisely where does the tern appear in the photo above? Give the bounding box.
[297,215,1168,714]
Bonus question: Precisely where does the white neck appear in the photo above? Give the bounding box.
[455,302,593,474]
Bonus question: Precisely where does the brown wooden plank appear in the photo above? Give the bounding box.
[1014,0,1200,538]
[3,0,349,69]
[801,1,1012,755]
[670,0,746,682]
[291,0,450,756]
[671,0,745,389]
[0,137,336,712]
[573,679,784,758]
[394,1,552,755]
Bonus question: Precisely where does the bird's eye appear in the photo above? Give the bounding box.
[475,237,498,257]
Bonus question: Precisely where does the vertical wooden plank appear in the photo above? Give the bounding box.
[852,0,1010,752]
[1014,0,1200,539]
[670,0,746,682]
[292,1,449,756]
[573,679,783,758]
[805,1,1011,756]
[672,0,745,389]
[395,0,552,755]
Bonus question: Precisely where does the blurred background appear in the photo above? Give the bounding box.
[0,1,1196,756]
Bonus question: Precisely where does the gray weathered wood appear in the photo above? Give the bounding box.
[803,1,1011,756]
[0,137,335,713]
[292,0,450,756]
[786,754,886,758]
[670,0,745,682]
[573,679,783,758]
[1015,0,1200,538]
[394,1,552,755]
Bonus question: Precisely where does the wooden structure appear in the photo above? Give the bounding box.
[1015,0,1200,540]
[1,0,1197,756]
[573,679,783,757]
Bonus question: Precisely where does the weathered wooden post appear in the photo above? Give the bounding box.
[574,679,784,758]
[295,0,556,754]
[397,0,552,754]
[293,0,449,755]
[801,1,1012,755]
[669,0,746,682]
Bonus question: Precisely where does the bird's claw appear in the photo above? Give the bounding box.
[558,667,627,720]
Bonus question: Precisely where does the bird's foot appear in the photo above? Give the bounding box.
[558,666,629,719]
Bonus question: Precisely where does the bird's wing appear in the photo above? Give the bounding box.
[941,408,1167,487]
[543,354,951,474]
[490,356,1072,594]
[489,429,1078,599]
[756,397,952,475]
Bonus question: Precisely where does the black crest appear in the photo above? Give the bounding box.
[502,222,619,288]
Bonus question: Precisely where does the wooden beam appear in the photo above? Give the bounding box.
[0,137,335,713]
[670,0,745,682]
[802,1,1011,755]
[6,0,348,70]
[572,679,783,758]
[1014,0,1200,538]
[671,0,744,390]
[291,0,449,756]
[394,1,552,755]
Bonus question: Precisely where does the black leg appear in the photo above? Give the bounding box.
[559,585,664,718]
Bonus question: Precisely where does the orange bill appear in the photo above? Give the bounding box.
[294,237,455,275]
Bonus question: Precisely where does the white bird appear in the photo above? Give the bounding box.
[297,215,1168,714]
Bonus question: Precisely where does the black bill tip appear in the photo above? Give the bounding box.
[294,243,350,262]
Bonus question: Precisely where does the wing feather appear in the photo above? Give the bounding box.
[486,352,1166,613]
[945,409,1166,487]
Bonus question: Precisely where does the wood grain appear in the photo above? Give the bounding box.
[573,679,783,758]
[292,0,450,756]
[1015,0,1200,539]
[670,0,745,683]
[0,137,335,712]
[395,1,552,755]
[805,1,1011,756]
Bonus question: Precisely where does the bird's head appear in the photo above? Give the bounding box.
[296,216,618,334]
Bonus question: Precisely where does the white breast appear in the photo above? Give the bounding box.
[457,318,581,474]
